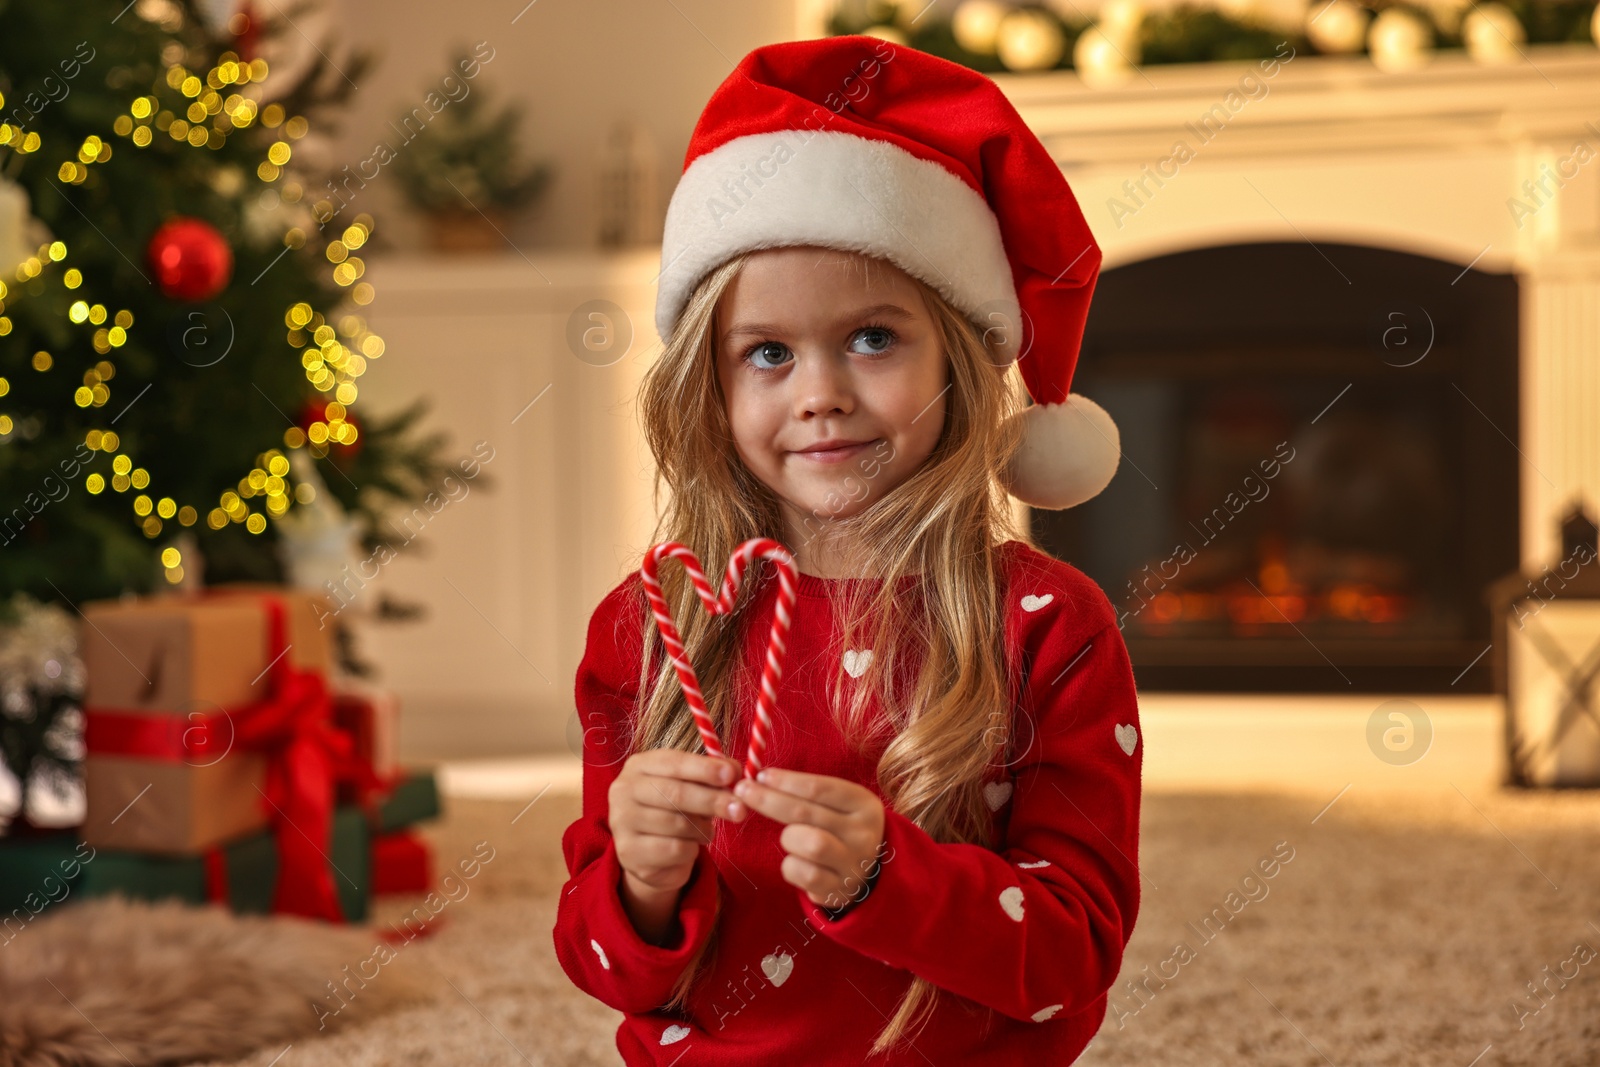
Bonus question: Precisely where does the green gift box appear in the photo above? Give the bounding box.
[374,770,440,834]
[0,832,95,935]
[62,804,370,922]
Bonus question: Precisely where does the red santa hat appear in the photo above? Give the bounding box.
[655,34,1120,510]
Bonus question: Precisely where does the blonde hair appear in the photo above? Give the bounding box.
[631,247,1031,1056]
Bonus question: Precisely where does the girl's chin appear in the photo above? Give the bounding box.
[781,493,872,523]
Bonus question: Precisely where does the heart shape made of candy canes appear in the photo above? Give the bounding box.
[641,539,798,781]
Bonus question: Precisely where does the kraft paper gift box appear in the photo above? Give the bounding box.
[77,587,335,855]
[332,680,402,806]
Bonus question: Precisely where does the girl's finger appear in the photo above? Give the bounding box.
[734,777,841,832]
[628,833,701,869]
[635,774,738,820]
[626,803,715,840]
[778,822,851,873]
[779,853,838,900]
[752,767,864,816]
[638,749,743,787]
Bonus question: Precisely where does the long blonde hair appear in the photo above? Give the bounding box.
[630,247,1030,1056]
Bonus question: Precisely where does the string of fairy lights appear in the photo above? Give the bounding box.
[0,48,386,585]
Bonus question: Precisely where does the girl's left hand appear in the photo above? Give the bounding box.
[730,767,885,912]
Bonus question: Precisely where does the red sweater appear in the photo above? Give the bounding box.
[552,539,1143,1065]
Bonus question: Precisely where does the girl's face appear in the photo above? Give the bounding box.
[715,246,949,549]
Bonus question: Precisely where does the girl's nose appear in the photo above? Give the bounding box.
[792,350,855,418]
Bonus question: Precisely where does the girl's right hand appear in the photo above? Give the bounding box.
[609,749,747,899]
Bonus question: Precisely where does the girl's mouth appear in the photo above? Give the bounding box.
[792,439,876,463]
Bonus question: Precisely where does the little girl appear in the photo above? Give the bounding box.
[553,35,1142,1065]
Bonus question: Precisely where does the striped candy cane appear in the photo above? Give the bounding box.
[640,538,798,780]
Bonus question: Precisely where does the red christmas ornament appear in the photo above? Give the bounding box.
[234,2,263,63]
[298,398,363,458]
[147,217,233,301]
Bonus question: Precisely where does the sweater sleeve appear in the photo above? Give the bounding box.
[551,573,722,1015]
[793,568,1143,1025]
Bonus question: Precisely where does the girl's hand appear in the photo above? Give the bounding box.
[609,750,746,898]
[732,767,886,912]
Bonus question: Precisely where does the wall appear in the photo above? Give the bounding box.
[319,0,805,253]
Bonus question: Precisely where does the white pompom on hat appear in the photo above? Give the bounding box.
[655,35,1121,510]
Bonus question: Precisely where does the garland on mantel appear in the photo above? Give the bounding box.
[827,0,1600,76]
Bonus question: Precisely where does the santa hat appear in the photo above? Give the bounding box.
[655,35,1120,510]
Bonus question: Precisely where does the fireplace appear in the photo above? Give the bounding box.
[1033,240,1520,693]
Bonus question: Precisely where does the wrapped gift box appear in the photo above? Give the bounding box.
[0,805,369,923]
[77,588,335,854]
[373,769,440,833]
[371,828,432,895]
[78,804,371,922]
[0,831,95,926]
[332,681,401,806]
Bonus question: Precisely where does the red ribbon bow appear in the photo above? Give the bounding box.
[84,589,382,922]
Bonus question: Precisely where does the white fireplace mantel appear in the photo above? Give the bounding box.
[995,43,1600,569]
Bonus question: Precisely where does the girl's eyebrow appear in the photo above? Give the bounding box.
[720,302,916,347]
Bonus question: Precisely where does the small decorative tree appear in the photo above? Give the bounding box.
[391,47,552,252]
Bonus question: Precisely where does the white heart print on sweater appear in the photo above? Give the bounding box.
[842,649,873,678]
[660,1024,691,1045]
[1115,723,1138,755]
[762,951,794,987]
[1020,593,1054,612]
[983,780,1013,811]
[999,885,1025,921]
[590,939,610,970]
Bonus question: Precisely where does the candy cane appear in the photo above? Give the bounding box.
[639,538,797,780]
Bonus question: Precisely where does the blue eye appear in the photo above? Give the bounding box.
[851,326,896,356]
[746,342,791,372]
[740,325,899,374]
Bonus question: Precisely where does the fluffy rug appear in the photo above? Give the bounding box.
[0,893,431,1067]
[9,784,1599,1066]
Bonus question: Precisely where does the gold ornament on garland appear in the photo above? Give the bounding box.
[952,0,1010,54]
[830,0,1600,76]
[1074,24,1141,85]
[998,7,1068,70]
[1306,0,1371,52]
[1367,6,1434,71]
[1463,2,1527,64]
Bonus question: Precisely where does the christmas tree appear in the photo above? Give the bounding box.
[0,0,460,605]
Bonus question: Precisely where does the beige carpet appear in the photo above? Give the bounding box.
[193,784,1600,1067]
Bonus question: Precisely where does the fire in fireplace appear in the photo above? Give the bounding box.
[1034,240,1519,693]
